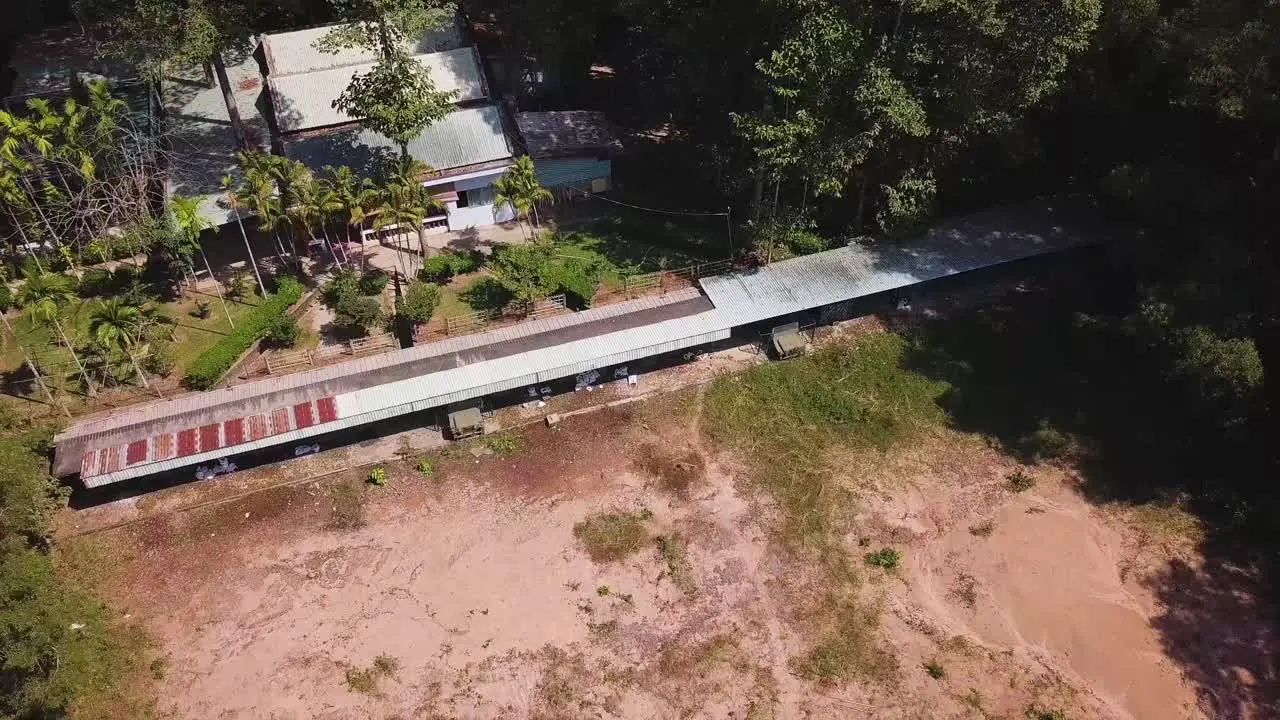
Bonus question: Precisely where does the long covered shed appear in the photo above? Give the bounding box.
[52,199,1104,488]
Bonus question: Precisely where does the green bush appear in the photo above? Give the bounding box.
[263,314,301,348]
[418,252,479,283]
[77,267,114,297]
[333,295,382,335]
[141,340,175,377]
[864,548,901,569]
[368,467,387,486]
[547,258,599,309]
[459,276,513,312]
[183,277,303,389]
[0,283,10,312]
[399,280,441,325]
[322,269,359,308]
[358,268,388,295]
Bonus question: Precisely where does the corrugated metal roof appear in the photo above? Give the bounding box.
[261,21,462,77]
[269,47,486,132]
[55,288,706,447]
[283,104,512,175]
[162,54,270,226]
[515,111,622,158]
[701,199,1100,323]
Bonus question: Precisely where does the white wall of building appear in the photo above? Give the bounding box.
[443,170,516,230]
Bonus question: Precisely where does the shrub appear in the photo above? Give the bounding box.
[923,659,946,679]
[322,269,359,308]
[418,252,479,284]
[0,283,10,312]
[415,458,433,476]
[1007,469,1036,492]
[368,467,387,486]
[458,276,512,313]
[263,314,301,348]
[141,341,175,377]
[358,268,388,295]
[333,295,382,335]
[546,258,599,309]
[77,267,114,297]
[1024,420,1070,460]
[1024,706,1067,720]
[864,548,901,569]
[190,300,211,319]
[183,277,303,389]
[419,255,455,284]
[398,280,441,325]
[226,273,250,301]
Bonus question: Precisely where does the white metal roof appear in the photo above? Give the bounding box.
[260,21,462,77]
[268,47,485,132]
[700,199,1098,323]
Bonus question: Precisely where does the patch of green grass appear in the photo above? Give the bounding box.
[1007,469,1037,492]
[703,334,947,547]
[484,432,522,456]
[655,533,695,593]
[367,467,387,486]
[864,548,901,570]
[573,510,650,563]
[416,458,434,476]
[1025,706,1068,720]
[923,658,946,679]
[704,334,946,682]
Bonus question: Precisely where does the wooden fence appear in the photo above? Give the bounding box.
[615,258,735,300]
[442,294,568,337]
[263,332,398,375]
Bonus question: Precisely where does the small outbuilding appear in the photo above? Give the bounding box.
[514,111,622,196]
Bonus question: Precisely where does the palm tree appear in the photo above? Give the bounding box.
[322,165,381,273]
[306,178,347,269]
[494,155,554,238]
[88,297,158,391]
[221,175,267,296]
[237,168,291,267]
[171,194,235,327]
[17,269,95,395]
[376,176,439,278]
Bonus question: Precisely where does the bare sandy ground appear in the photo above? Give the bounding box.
[73,398,1216,719]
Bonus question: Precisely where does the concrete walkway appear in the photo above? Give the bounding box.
[355,222,531,276]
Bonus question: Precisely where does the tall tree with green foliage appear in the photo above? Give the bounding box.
[16,270,96,395]
[733,0,1100,232]
[493,156,553,237]
[318,0,458,157]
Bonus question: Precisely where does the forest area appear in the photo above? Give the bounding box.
[0,0,1277,716]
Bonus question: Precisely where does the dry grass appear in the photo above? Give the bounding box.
[573,510,651,563]
[635,443,706,498]
[327,480,366,530]
[655,533,695,593]
[344,653,399,695]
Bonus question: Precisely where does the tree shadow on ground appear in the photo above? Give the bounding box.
[889,254,1279,718]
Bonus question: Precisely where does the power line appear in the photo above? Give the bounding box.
[563,184,729,217]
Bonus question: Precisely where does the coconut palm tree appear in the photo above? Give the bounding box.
[171,194,235,327]
[494,155,554,238]
[376,177,439,279]
[305,177,348,269]
[88,297,157,391]
[221,174,267,296]
[17,269,95,395]
[321,165,381,273]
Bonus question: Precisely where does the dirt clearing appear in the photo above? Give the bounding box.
[65,339,1233,719]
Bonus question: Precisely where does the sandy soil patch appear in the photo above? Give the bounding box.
[72,400,1218,719]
